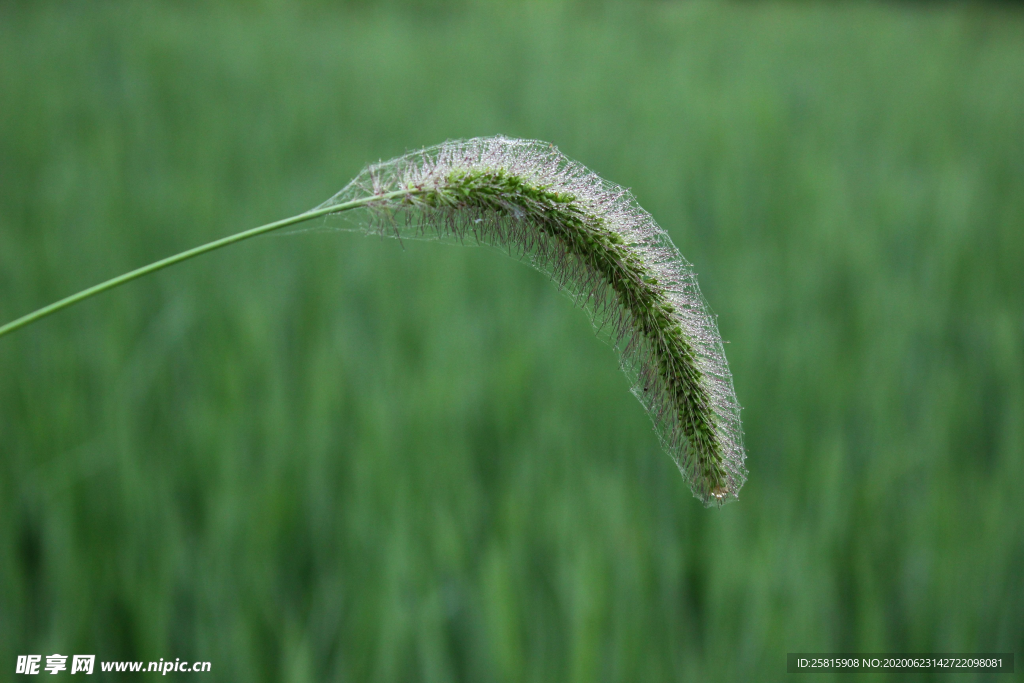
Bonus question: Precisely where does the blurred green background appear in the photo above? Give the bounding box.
[1,1,1022,681]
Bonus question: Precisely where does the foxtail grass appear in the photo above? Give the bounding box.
[0,137,746,506]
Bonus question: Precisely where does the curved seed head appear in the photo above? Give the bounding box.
[321,136,746,506]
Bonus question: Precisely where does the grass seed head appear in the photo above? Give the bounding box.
[320,136,747,506]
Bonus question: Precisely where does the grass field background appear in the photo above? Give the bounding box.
[1,1,1022,681]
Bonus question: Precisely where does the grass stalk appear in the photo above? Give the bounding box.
[0,191,409,340]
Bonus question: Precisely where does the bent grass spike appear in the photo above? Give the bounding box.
[0,137,746,506]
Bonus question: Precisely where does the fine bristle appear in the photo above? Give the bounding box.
[320,136,746,506]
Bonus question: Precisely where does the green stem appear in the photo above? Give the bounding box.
[0,190,410,340]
